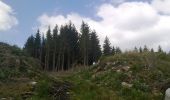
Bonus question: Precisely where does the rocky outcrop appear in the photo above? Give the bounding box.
[165,88,170,100]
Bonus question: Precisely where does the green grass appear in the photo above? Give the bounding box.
[0,42,169,100]
[0,79,32,99]
[57,52,170,100]
[65,69,121,100]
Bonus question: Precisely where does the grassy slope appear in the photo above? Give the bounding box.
[57,52,170,100]
[0,43,52,99]
[1,42,170,100]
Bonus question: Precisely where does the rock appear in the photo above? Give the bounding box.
[1,98,7,100]
[121,82,133,88]
[29,81,37,85]
[116,69,121,73]
[66,92,70,94]
[165,88,170,100]
[127,71,132,78]
[122,66,130,72]
[106,62,112,66]
[92,74,96,79]
[15,59,20,65]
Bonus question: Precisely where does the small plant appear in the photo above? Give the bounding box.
[133,80,150,92]
[34,79,51,98]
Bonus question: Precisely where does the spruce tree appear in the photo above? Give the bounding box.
[68,22,79,68]
[151,48,154,53]
[158,45,163,53]
[80,21,90,66]
[112,46,115,55]
[52,25,58,70]
[59,22,79,70]
[34,29,41,59]
[143,45,148,52]
[103,36,111,56]
[41,34,46,69]
[134,47,138,53]
[139,47,143,53]
[89,30,102,64]
[45,27,53,70]
[24,35,35,57]
[115,47,122,54]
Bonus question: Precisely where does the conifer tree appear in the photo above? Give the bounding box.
[52,25,58,70]
[41,34,46,69]
[59,22,79,70]
[112,46,115,55]
[80,21,90,66]
[103,36,111,56]
[139,47,143,53]
[34,29,41,59]
[89,30,102,64]
[134,47,138,53]
[151,48,154,53]
[143,45,148,52]
[45,27,53,70]
[24,35,35,57]
[158,45,163,53]
[115,47,122,54]
[67,22,79,68]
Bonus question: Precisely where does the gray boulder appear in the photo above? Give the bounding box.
[165,88,170,100]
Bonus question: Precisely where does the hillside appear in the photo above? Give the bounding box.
[59,52,170,100]
[0,42,71,100]
[1,42,170,100]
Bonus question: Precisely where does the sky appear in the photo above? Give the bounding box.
[0,0,170,51]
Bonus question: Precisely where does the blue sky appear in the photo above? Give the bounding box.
[0,0,108,46]
[0,0,170,51]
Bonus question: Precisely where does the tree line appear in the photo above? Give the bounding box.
[24,21,107,71]
[23,21,164,71]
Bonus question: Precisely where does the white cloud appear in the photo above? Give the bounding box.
[38,13,91,33]
[101,0,126,5]
[151,0,170,15]
[97,2,159,31]
[111,0,126,4]
[0,1,18,31]
[37,1,170,51]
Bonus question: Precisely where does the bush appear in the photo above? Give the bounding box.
[133,80,150,92]
[34,79,52,98]
[0,69,6,80]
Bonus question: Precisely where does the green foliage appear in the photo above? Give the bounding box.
[62,51,170,100]
[89,31,102,64]
[23,35,35,57]
[133,80,150,92]
[118,88,150,100]
[66,70,121,100]
[33,79,52,98]
[0,67,20,80]
[103,36,111,56]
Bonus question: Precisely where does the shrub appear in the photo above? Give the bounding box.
[133,80,150,92]
[34,79,52,98]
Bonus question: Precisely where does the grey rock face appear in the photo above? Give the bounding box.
[165,88,170,100]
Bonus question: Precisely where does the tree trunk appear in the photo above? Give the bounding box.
[56,53,60,71]
[62,53,64,71]
[67,51,70,70]
[45,55,47,70]
[53,46,56,71]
